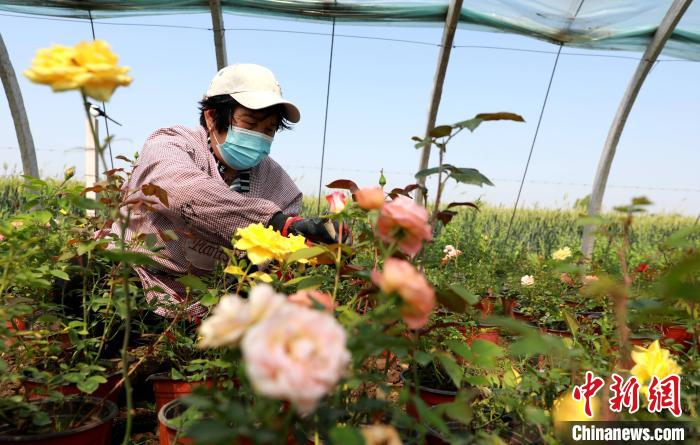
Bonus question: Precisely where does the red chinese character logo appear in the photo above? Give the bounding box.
[573,371,605,417]
[609,373,640,414]
[648,374,681,417]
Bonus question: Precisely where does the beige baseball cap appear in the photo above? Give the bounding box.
[205,63,300,123]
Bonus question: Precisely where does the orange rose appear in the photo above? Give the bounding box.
[354,186,385,210]
[372,258,435,329]
[288,289,334,311]
[376,196,432,256]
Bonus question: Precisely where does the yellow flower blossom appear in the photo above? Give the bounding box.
[234,223,307,265]
[24,40,131,101]
[630,340,681,385]
[552,391,599,433]
[552,246,572,261]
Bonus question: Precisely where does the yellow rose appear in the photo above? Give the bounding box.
[24,40,131,101]
[630,340,681,385]
[552,246,572,261]
[235,223,307,265]
[23,45,86,92]
[552,391,600,434]
[73,40,132,101]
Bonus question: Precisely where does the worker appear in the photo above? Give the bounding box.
[113,64,347,318]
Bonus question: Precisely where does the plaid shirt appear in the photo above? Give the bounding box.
[113,125,302,317]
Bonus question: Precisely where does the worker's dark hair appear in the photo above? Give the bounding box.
[198,95,292,133]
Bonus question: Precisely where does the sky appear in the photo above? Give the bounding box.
[1,9,699,216]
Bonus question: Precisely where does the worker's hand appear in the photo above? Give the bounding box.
[268,212,351,245]
[289,218,352,245]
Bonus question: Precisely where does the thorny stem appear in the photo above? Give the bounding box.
[117,211,134,444]
[0,245,14,305]
[614,213,633,368]
[332,218,344,301]
[431,144,446,224]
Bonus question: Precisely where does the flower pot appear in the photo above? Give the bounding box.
[24,372,123,404]
[159,399,299,445]
[148,373,218,445]
[575,311,603,334]
[629,335,654,347]
[0,397,118,445]
[400,370,458,420]
[147,373,215,413]
[466,325,501,346]
[476,296,496,317]
[562,299,580,309]
[660,325,693,352]
[4,319,26,347]
[501,297,517,318]
[157,399,194,445]
[576,311,603,323]
[512,308,536,324]
[544,328,572,338]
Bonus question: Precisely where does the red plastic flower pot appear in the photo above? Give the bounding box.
[158,399,194,445]
[148,373,217,413]
[467,326,501,346]
[24,372,123,404]
[0,397,117,445]
[501,297,517,318]
[476,296,496,317]
[4,319,26,347]
[660,325,693,352]
[512,309,536,324]
[148,373,218,445]
[400,371,458,420]
[543,327,572,338]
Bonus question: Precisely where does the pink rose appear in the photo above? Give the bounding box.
[371,258,435,329]
[197,284,286,348]
[288,289,334,311]
[325,191,347,214]
[376,195,432,256]
[354,186,385,210]
[242,304,350,415]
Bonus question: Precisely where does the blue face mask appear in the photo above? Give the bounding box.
[214,126,273,170]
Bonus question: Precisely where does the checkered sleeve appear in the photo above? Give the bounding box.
[130,128,282,247]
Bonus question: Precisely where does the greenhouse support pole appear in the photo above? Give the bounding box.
[85,116,99,207]
[0,33,39,178]
[582,0,693,258]
[416,0,463,206]
[209,0,228,70]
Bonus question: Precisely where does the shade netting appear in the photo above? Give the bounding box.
[0,1,699,60]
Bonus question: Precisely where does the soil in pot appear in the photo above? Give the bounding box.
[0,397,118,445]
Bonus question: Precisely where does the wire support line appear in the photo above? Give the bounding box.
[87,10,115,170]
[505,44,564,239]
[280,164,700,193]
[316,17,336,214]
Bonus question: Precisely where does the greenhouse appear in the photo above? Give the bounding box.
[0,1,698,444]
